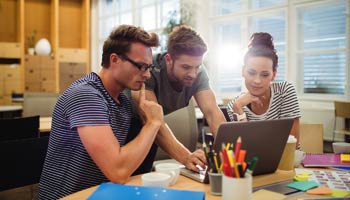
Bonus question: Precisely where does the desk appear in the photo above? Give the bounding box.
[61,170,305,200]
[40,117,52,133]
[0,105,22,119]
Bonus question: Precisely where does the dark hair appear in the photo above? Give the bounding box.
[101,25,159,68]
[167,25,207,60]
[244,32,278,71]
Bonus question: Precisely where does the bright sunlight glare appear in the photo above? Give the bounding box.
[216,45,244,70]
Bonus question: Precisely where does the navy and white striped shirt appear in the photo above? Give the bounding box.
[227,81,301,121]
[38,72,132,199]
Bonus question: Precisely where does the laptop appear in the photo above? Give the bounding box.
[180,118,294,183]
[154,159,209,183]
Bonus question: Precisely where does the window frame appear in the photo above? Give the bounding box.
[290,0,350,101]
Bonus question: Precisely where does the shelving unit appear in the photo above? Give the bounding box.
[0,0,90,105]
[57,0,90,93]
[0,0,23,105]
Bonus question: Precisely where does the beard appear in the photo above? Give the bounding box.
[168,63,196,91]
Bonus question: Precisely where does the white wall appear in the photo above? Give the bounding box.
[300,101,345,142]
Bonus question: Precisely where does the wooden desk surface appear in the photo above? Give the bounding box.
[61,170,297,200]
[40,117,52,133]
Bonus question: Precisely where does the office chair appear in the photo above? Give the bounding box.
[300,123,324,153]
[22,92,60,117]
[0,115,40,141]
[333,101,350,141]
[154,98,199,160]
[0,136,49,191]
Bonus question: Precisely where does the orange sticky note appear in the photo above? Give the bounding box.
[306,186,332,195]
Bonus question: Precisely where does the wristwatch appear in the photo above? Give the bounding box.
[232,112,247,121]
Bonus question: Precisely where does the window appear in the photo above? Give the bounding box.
[95,0,180,70]
[216,0,241,15]
[251,0,285,9]
[296,0,347,95]
[138,0,157,30]
[209,0,287,96]
[209,0,349,99]
[212,21,242,93]
[249,12,286,82]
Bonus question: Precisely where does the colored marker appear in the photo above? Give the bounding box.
[238,149,246,163]
[245,156,258,176]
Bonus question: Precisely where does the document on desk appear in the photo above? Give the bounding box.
[87,182,205,200]
[252,189,286,200]
[295,168,350,191]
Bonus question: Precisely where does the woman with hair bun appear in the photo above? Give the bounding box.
[226,32,301,147]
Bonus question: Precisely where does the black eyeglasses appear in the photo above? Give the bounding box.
[120,54,155,72]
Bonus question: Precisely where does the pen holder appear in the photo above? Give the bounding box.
[222,174,252,200]
[208,172,222,196]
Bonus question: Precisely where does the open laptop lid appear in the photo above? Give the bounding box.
[213,118,294,176]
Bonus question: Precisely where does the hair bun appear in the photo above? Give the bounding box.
[248,32,275,50]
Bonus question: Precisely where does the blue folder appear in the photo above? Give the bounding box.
[87,182,205,200]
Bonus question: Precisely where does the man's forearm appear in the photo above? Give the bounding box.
[205,109,226,137]
[155,123,191,164]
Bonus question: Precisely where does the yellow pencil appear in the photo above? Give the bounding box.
[213,153,219,172]
[232,153,240,178]
[226,142,231,150]
[219,152,223,172]
[227,150,234,166]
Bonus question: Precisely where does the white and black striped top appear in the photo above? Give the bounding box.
[227,81,301,121]
[38,72,132,200]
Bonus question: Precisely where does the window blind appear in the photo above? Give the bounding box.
[214,22,242,93]
[249,13,286,82]
[251,0,285,9]
[216,0,241,16]
[298,2,346,95]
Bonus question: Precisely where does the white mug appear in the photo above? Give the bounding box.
[141,172,171,187]
[155,163,181,186]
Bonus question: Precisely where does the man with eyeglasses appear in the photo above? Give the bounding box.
[38,25,163,199]
[129,25,227,174]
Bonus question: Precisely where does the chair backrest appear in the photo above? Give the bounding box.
[334,101,350,118]
[154,98,198,160]
[0,136,49,191]
[23,92,60,117]
[300,123,324,153]
[0,115,40,141]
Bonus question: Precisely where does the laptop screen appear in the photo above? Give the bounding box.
[213,118,294,176]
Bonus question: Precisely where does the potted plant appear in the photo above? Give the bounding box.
[27,29,37,55]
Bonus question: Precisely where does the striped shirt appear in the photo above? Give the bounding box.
[227,81,301,121]
[38,72,132,199]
